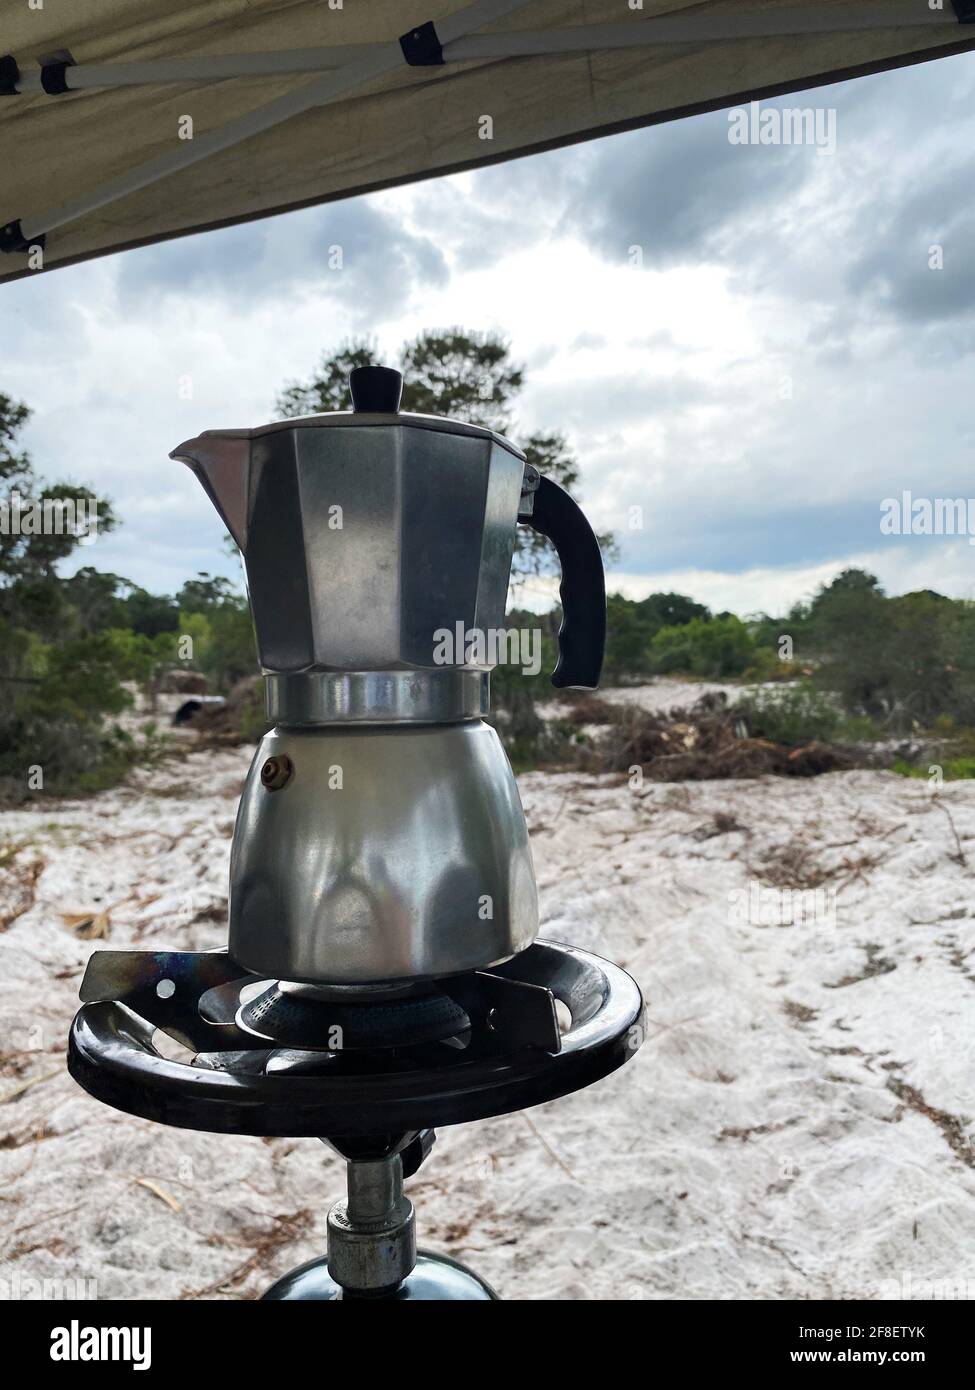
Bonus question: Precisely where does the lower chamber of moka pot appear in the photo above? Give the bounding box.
[227,718,540,987]
[68,940,645,1301]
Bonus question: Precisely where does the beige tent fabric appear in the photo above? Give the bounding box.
[1,0,973,284]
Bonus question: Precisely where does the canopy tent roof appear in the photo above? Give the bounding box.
[1,0,974,285]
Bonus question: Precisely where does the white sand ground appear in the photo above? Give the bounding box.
[1,702,973,1300]
[600,679,748,712]
[548,679,746,725]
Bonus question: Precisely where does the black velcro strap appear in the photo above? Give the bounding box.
[400,20,444,66]
[0,220,45,255]
[0,54,20,95]
[952,0,975,21]
[40,58,73,94]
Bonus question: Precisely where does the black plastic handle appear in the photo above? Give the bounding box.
[520,474,606,690]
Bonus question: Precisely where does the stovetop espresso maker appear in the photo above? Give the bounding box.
[171,363,606,986]
[68,367,644,1301]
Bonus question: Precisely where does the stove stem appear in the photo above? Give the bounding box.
[326,1153,417,1295]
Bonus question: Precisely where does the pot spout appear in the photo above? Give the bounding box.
[171,432,250,552]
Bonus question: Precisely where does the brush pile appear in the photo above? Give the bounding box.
[189,676,267,745]
[564,692,855,780]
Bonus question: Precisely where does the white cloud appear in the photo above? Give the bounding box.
[517,538,975,622]
[3,51,975,617]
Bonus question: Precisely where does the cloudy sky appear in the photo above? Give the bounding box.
[5,46,975,617]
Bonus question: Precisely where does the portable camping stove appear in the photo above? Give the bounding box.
[67,366,644,1299]
[69,940,643,1299]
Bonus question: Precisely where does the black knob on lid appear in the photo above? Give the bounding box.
[349,365,403,413]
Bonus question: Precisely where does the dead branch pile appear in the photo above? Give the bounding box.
[190,676,267,745]
[565,694,856,781]
[559,694,622,724]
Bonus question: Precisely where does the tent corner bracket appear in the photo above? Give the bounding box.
[40,56,76,95]
[0,54,20,95]
[0,220,45,255]
[400,21,445,66]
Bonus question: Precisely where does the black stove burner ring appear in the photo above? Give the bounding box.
[237,980,471,1050]
[67,941,645,1138]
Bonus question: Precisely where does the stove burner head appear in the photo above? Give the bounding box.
[236,980,470,1050]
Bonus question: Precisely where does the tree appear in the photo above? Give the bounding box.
[885,591,958,726]
[0,392,30,487]
[0,395,131,798]
[603,595,656,680]
[602,591,711,680]
[119,586,180,639]
[814,567,882,599]
[400,330,522,430]
[276,331,613,582]
[176,571,256,691]
[807,568,884,640]
[277,331,524,431]
[806,570,895,717]
[63,568,130,634]
[276,340,377,416]
[1,397,116,588]
[0,395,117,643]
[640,591,710,630]
[177,572,243,613]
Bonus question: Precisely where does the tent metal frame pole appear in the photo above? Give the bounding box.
[4,2,962,95]
[11,47,379,92]
[15,47,402,241]
[7,0,535,247]
[451,3,957,60]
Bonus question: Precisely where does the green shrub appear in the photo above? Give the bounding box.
[742,647,803,682]
[0,629,146,798]
[649,614,757,679]
[734,685,843,745]
[602,591,711,680]
[893,756,975,782]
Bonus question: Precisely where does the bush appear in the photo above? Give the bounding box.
[804,572,975,730]
[649,614,757,679]
[602,591,710,681]
[741,646,804,682]
[583,694,854,780]
[176,602,257,693]
[0,628,159,799]
[733,685,843,745]
[894,756,975,782]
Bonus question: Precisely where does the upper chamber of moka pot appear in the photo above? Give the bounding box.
[173,365,525,688]
[171,366,606,987]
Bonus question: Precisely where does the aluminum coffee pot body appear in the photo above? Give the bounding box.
[172,412,525,676]
[173,367,606,986]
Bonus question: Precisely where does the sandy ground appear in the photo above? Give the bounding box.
[548,678,747,724]
[600,679,749,712]
[1,711,973,1300]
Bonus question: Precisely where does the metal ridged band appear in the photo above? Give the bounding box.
[265,669,490,725]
